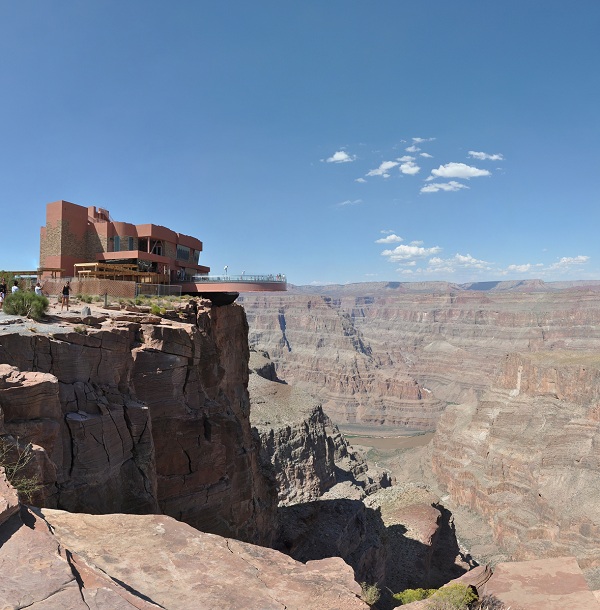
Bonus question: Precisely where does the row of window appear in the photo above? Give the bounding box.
[110,236,199,262]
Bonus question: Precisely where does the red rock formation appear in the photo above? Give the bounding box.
[0,301,276,546]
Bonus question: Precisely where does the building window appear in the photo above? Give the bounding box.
[150,239,163,256]
[177,244,190,261]
[114,235,120,251]
[128,237,134,251]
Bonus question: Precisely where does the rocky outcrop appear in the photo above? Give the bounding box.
[249,351,392,506]
[0,496,369,609]
[431,351,600,587]
[0,300,276,545]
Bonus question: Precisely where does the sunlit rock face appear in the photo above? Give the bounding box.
[431,351,600,586]
[0,300,276,546]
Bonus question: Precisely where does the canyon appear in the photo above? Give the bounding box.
[3,280,600,607]
[240,280,600,590]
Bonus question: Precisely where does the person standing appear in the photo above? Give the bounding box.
[35,282,43,296]
[11,280,19,294]
[0,277,6,310]
[61,281,71,311]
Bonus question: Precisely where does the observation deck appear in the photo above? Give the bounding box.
[182,274,287,304]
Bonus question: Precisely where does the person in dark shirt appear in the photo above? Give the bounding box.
[61,281,71,311]
[0,277,6,310]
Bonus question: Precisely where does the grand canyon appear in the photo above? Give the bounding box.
[3,281,600,608]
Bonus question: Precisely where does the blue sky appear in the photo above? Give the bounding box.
[1,1,599,285]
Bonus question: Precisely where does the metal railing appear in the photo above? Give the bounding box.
[191,274,286,283]
[135,283,183,297]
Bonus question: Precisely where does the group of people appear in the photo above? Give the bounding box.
[0,277,21,310]
[0,277,71,312]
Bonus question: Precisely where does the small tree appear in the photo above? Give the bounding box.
[3,291,49,321]
[0,437,41,502]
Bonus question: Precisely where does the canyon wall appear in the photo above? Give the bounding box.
[0,301,276,545]
[431,350,600,587]
[240,283,600,428]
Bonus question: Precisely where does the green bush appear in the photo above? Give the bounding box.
[394,588,436,605]
[80,294,93,303]
[427,584,477,610]
[4,291,49,321]
[360,583,381,607]
[150,304,162,315]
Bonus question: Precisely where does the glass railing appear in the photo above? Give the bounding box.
[190,274,286,283]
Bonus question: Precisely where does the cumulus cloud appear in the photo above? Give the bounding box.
[420,152,433,158]
[405,145,421,153]
[375,234,403,244]
[381,244,442,262]
[397,155,415,162]
[409,240,423,246]
[420,181,469,194]
[367,160,398,177]
[399,160,421,175]
[412,137,435,143]
[548,255,590,270]
[428,253,491,270]
[325,150,356,163]
[468,151,504,161]
[336,199,362,207]
[507,263,532,273]
[355,177,367,183]
[431,162,491,179]
[380,229,394,234]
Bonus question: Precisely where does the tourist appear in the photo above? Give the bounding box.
[35,282,43,296]
[0,277,6,310]
[61,281,71,311]
[11,280,19,294]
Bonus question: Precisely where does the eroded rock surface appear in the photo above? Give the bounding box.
[0,300,276,545]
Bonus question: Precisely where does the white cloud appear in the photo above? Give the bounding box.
[468,151,504,161]
[336,199,363,207]
[409,240,423,246]
[420,181,469,194]
[428,253,491,270]
[405,145,421,153]
[431,162,491,179]
[375,234,403,244]
[355,177,366,183]
[380,229,394,234]
[548,255,590,270]
[397,155,415,162]
[420,152,433,158]
[381,244,441,262]
[400,269,414,274]
[399,161,420,175]
[367,160,398,177]
[412,137,435,143]
[325,150,356,163]
[506,263,532,273]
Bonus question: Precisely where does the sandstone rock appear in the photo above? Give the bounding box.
[0,300,277,546]
[0,467,19,527]
[18,507,369,610]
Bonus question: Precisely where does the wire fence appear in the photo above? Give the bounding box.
[135,283,182,297]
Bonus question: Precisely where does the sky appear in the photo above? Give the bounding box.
[1,1,599,286]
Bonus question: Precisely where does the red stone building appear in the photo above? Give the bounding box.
[40,200,210,280]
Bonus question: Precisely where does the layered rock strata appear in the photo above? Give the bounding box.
[431,351,600,587]
[0,301,276,545]
[241,283,600,428]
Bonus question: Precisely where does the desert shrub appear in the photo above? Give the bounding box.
[150,304,162,315]
[81,294,93,303]
[0,437,41,502]
[4,291,49,321]
[360,583,381,607]
[73,325,87,335]
[427,584,477,610]
[394,587,436,604]
[92,295,102,302]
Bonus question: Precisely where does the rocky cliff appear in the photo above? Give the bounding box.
[431,350,600,587]
[0,300,276,545]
